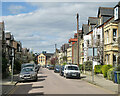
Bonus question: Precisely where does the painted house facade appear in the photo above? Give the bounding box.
[38,53,46,66]
[104,21,119,66]
[67,46,72,64]
[38,53,54,66]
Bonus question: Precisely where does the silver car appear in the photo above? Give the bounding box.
[21,63,38,73]
[19,67,38,82]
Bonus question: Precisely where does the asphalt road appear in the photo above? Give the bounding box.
[11,68,116,95]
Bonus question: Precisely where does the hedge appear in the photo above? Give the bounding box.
[107,68,115,81]
[84,61,92,71]
[63,62,67,66]
[79,64,84,71]
[14,60,22,74]
[114,64,120,71]
[2,57,9,78]
[101,65,113,78]
[94,65,102,74]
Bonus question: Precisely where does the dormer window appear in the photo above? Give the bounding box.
[114,7,118,20]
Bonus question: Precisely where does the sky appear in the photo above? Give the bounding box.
[1,1,118,53]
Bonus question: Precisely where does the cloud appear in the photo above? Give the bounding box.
[2,2,117,53]
[8,5,25,14]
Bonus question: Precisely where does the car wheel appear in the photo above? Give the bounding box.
[77,76,80,79]
[64,74,67,78]
[18,81,21,83]
[35,77,38,81]
[65,75,68,79]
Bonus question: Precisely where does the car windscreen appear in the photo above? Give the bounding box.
[56,65,60,68]
[50,65,54,67]
[24,64,34,68]
[21,68,34,73]
[67,66,78,70]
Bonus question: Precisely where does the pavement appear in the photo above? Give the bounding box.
[2,74,19,95]
[81,71,118,94]
[10,68,117,95]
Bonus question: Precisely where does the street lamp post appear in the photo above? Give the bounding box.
[11,48,14,83]
[92,34,95,82]
[55,44,57,66]
[92,47,94,82]
[77,13,80,67]
[11,56,14,83]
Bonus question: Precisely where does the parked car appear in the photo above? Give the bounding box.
[59,65,65,76]
[19,67,38,82]
[48,65,54,70]
[42,65,46,68]
[64,65,80,78]
[46,65,50,69]
[21,63,38,73]
[54,65,61,73]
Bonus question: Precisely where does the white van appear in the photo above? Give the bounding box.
[64,65,80,78]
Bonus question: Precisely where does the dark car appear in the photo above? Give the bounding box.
[59,65,65,76]
[54,65,61,73]
[19,67,38,82]
[48,65,54,70]
[46,65,50,69]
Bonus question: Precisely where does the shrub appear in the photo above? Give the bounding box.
[84,61,92,71]
[111,64,120,82]
[117,56,120,65]
[2,57,8,73]
[79,64,84,71]
[14,60,22,74]
[94,65,102,74]
[107,68,114,81]
[63,62,67,66]
[2,57,9,78]
[114,64,120,71]
[101,65,113,78]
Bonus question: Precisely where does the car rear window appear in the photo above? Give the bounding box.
[24,64,34,68]
[67,66,78,70]
[56,65,60,68]
[21,68,34,72]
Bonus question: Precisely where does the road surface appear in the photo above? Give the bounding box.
[10,68,115,95]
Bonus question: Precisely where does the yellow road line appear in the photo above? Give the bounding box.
[7,86,19,96]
